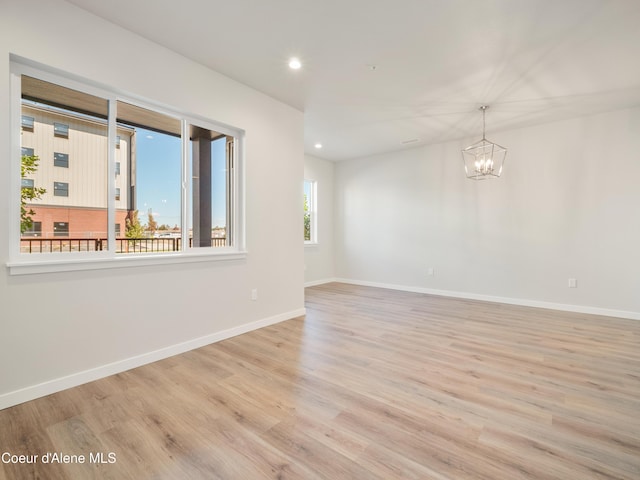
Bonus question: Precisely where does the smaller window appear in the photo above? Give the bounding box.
[115,187,121,201]
[21,178,34,191]
[116,135,121,148]
[54,152,69,168]
[21,115,34,131]
[54,182,69,197]
[304,179,317,243]
[115,223,121,236]
[21,147,34,157]
[54,122,69,138]
[53,222,69,237]
[23,221,41,237]
[115,161,121,175]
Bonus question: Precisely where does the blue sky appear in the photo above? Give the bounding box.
[135,128,227,229]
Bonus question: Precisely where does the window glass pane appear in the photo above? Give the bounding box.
[20,75,109,253]
[116,101,181,254]
[304,179,316,242]
[22,147,34,157]
[54,152,69,168]
[22,115,34,131]
[22,221,41,237]
[53,122,69,138]
[53,182,69,196]
[188,124,232,249]
[53,221,69,236]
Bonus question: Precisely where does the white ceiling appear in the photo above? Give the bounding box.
[67,0,640,161]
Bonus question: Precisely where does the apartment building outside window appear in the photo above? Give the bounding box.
[53,182,69,197]
[53,122,69,138]
[21,115,34,131]
[54,152,69,168]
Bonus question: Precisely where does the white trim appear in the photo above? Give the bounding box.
[0,308,306,411]
[334,278,640,321]
[304,277,337,288]
[7,250,248,275]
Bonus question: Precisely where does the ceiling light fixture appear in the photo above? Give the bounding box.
[314,143,323,149]
[288,57,302,70]
[461,105,507,180]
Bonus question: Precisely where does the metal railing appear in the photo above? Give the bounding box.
[20,237,226,254]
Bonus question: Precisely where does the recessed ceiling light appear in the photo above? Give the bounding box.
[288,57,302,70]
[314,143,323,149]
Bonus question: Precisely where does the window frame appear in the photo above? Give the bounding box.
[8,57,246,275]
[303,178,318,245]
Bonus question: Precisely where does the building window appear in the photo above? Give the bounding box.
[21,115,34,131]
[21,147,34,157]
[54,122,69,138]
[54,152,69,168]
[22,221,41,237]
[53,222,69,237]
[21,178,34,191]
[11,60,244,271]
[54,181,69,197]
[304,179,317,243]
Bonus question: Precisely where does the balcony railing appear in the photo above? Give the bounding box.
[19,237,227,254]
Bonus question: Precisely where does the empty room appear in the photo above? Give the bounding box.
[1,0,639,479]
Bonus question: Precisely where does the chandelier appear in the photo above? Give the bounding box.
[461,105,506,180]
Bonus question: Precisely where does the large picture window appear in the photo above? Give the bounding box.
[10,60,244,273]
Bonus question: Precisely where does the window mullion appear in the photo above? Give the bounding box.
[107,98,117,255]
[181,119,189,252]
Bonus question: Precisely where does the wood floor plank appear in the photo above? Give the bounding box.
[1,282,639,479]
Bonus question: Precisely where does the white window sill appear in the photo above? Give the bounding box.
[7,250,247,275]
[304,242,319,248]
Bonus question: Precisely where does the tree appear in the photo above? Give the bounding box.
[125,210,145,238]
[147,209,158,235]
[303,193,310,241]
[20,154,46,234]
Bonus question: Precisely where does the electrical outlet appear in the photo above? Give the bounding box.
[251,289,258,301]
[568,278,577,288]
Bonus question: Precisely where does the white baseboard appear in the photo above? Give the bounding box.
[304,277,338,288]
[0,308,306,411]
[333,278,640,321]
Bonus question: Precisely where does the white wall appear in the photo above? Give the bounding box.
[335,107,640,319]
[0,0,304,408]
[304,154,335,285]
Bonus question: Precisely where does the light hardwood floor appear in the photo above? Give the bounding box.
[1,282,639,479]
